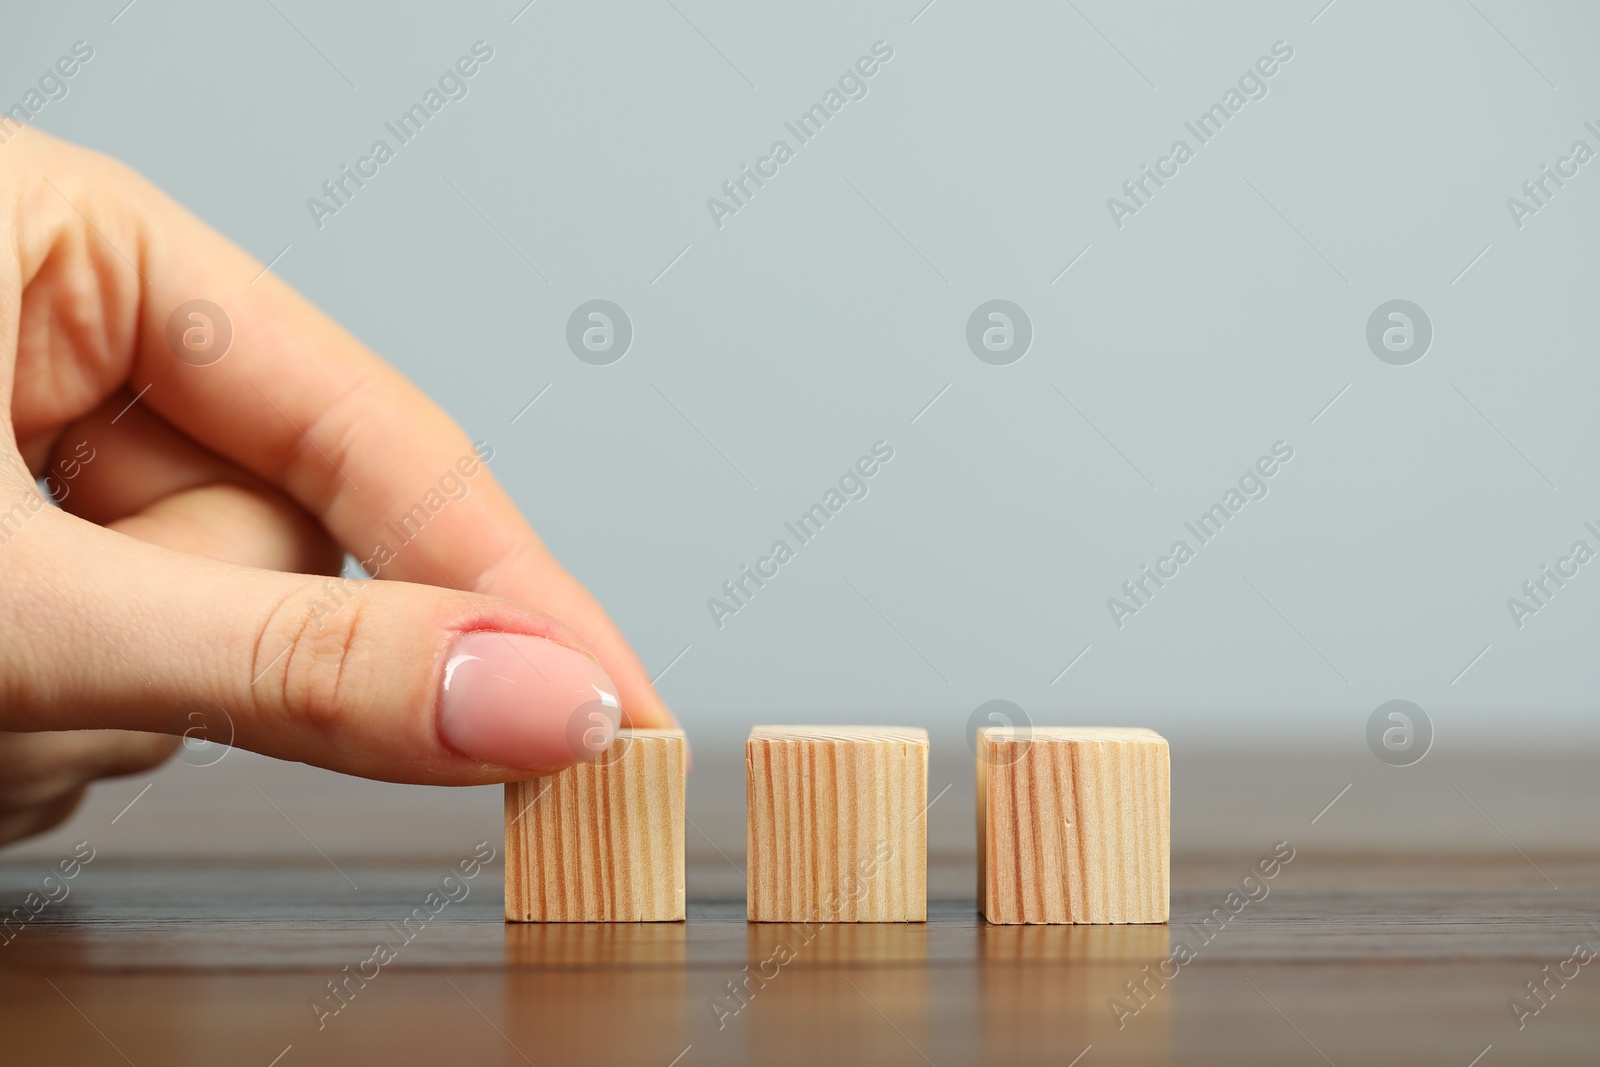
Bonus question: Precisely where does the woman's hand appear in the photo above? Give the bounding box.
[0,128,676,846]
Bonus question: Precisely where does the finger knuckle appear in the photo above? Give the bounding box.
[255,579,366,733]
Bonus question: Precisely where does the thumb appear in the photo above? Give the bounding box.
[0,512,622,783]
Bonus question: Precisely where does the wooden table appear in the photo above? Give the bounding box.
[1,744,1596,1065]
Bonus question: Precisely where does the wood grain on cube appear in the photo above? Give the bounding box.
[746,726,928,923]
[978,727,1168,925]
[504,728,685,922]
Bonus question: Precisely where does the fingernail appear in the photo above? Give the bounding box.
[439,631,620,770]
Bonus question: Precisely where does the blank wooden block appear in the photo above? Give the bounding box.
[746,726,927,923]
[978,727,1168,924]
[504,728,685,922]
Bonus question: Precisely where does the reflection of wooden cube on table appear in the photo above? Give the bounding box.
[504,728,686,922]
[978,727,1169,924]
[746,726,928,922]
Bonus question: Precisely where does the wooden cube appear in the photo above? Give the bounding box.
[978,727,1169,924]
[504,727,685,922]
[746,726,927,923]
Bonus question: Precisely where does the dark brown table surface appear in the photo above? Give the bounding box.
[2,742,1596,1065]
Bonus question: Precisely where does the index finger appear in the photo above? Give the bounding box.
[26,134,675,730]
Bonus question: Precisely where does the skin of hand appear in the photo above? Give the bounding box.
[0,128,678,847]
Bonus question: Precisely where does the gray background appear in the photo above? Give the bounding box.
[5,0,1598,777]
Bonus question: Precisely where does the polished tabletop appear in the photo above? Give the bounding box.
[1,741,1596,1065]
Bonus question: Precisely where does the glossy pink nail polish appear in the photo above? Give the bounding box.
[438,631,620,770]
